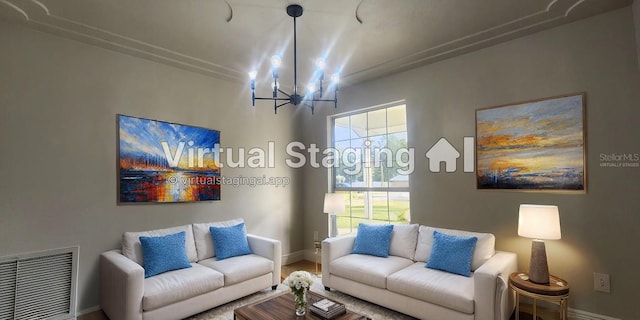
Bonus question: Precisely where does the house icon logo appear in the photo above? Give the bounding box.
[426,138,459,172]
[425,137,475,173]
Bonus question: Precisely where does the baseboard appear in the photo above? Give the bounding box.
[281,250,307,265]
[568,308,621,320]
[302,249,318,262]
[76,305,101,316]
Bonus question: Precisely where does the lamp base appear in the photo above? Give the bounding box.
[329,214,338,237]
[529,240,550,284]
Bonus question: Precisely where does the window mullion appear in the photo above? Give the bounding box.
[331,103,409,235]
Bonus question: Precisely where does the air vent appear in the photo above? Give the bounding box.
[0,246,78,320]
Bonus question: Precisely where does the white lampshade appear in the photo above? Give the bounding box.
[518,204,561,240]
[323,193,345,214]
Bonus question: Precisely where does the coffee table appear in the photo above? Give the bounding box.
[234,290,370,320]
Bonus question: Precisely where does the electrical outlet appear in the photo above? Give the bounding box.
[594,273,611,293]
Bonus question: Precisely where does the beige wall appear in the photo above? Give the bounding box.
[2,5,640,319]
[0,20,303,311]
[634,0,640,69]
[301,7,640,319]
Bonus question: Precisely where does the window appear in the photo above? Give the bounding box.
[330,103,410,235]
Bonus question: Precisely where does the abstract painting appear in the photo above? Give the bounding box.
[476,93,586,192]
[118,115,221,203]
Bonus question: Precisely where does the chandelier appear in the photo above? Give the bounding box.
[249,4,340,114]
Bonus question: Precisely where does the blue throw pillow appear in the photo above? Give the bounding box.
[139,231,192,278]
[352,223,394,257]
[426,231,478,277]
[210,223,252,260]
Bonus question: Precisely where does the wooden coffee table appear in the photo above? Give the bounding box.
[234,290,370,320]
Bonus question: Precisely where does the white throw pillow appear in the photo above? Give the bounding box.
[122,224,197,266]
[388,224,419,260]
[414,225,495,271]
[192,218,245,261]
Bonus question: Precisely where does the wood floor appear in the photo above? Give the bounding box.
[78,310,108,320]
[281,259,321,280]
[78,260,320,320]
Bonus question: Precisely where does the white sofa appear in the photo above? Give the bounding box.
[100,219,281,320]
[321,224,517,320]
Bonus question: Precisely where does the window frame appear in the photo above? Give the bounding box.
[328,101,410,234]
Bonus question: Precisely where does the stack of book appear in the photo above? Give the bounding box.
[310,298,346,319]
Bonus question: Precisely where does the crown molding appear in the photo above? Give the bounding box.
[0,0,626,86]
[342,0,592,85]
[0,0,28,20]
[1,0,244,82]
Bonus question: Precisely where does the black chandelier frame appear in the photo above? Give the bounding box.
[249,4,339,114]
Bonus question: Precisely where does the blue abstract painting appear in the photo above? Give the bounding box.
[118,115,221,203]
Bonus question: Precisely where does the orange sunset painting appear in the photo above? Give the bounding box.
[476,94,585,191]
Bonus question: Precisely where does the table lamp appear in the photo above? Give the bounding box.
[324,193,345,237]
[518,204,561,284]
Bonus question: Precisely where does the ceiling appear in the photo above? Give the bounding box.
[0,0,633,90]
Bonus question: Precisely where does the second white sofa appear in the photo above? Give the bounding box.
[322,224,517,320]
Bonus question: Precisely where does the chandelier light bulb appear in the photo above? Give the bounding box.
[307,83,316,93]
[248,70,257,80]
[330,73,340,84]
[315,58,326,70]
[270,55,282,68]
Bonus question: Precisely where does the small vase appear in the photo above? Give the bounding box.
[294,290,307,316]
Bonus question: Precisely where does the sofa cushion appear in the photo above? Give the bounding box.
[198,254,274,286]
[123,224,197,265]
[142,263,224,311]
[414,226,495,271]
[352,223,394,257]
[209,223,252,260]
[330,254,414,289]
[389,224,419,260]
[387,262,475,314]
[426,231,477,277]
[139,231,192,278]
[193,218,244,261]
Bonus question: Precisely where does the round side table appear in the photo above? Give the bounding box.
[509,272,570,320]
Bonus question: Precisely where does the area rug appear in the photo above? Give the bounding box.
[186,277,418,320]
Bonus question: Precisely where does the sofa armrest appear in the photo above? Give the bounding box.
[100,249,144,320]
[247,234,282,286]
[474,251,518,320]
[321,235,355,284]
